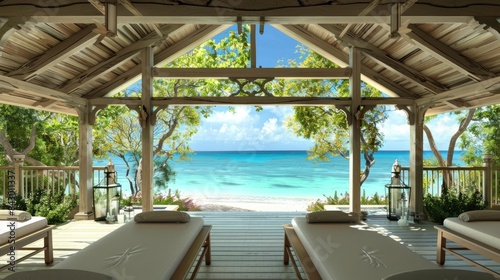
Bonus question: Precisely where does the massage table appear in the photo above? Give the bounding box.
[284,216,439,280]
[49,214,210,280]
[436,217,500,277]
[0,216,53,271]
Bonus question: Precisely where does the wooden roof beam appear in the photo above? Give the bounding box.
[26,15,476,25]
[416,76,500,108]
[0,75,86,107]
[7,24,99,81]
[89,96,415,107]
[3,1,500,19]
[153,68,352,80]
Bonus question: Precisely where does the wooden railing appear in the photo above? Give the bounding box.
[401,166,500,206]
[0,166,108,202]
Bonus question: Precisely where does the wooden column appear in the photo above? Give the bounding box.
[12,154,25,197]
[349,47,362,214]
[483,154,493,208]
[141,47,154,212]
[409,106,426,221]
[75,104,94,220]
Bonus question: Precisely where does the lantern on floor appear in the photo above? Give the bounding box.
[123,205,135,222]
[385,159,410,221]
[93,162,121,222]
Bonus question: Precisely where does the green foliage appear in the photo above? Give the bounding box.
[25,189,78,224]
[153,189,201,211]
[123,189,200,211]
[307,190,386,212]
[1,194,27,211]
[460,105,500,166]
[423,190,485,224]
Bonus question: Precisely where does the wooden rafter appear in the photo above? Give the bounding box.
[88,0,105,14]
[319,24,448,94]
[83,24,231,98]
[416,76,500,108]
[275,24,418,99]
[7,25,99,81]
[475,17,500,41]
[0,75,86,107]
[118,0,163,37]
[403,24,496,82]
[59,24,184,94]
[339,0,382,38]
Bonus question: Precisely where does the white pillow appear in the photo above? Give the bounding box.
[458,210,500,222]
[0,210,32,221]
[134,210,190,223]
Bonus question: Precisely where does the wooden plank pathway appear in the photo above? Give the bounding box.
[0,211,499,279]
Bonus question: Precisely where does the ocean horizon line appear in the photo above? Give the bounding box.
[190,149,461,152]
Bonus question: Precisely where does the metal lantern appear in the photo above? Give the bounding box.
[93,162,121,222]
[123,206,135,222]
[385,159,410,221]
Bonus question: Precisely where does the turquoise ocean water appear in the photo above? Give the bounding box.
[98,150,465,201]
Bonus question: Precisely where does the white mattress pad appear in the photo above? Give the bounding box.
[292,217,436,280]
[54,216,204,280]
[443,217,500,250]
[0,216,48,244]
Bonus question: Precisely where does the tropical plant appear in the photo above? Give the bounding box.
[307,190,386,212]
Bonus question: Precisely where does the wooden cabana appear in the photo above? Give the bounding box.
[0,0,499,220]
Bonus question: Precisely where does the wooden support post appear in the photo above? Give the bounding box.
[12,154,25,198]
[141,46,154,212]
[409,105,426,221]
[349,47,362,214]
[75,104,94,220]
[483,154,493,208]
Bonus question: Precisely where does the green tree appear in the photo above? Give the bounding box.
[460,105,500,166]
[273,48,387,186]
[423,109,475,193]
[97,26,251,196]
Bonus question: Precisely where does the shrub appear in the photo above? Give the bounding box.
[25,189,78,225]
[123,189,201,211]
[423,189,485,224]
[307,190,386,212]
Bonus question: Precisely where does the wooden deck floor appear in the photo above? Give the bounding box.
[1,211,499,279]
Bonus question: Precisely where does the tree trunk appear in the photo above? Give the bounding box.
[423,109,475,194]
[0,126,45,166]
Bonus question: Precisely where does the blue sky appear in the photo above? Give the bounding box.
[187,25,460,151]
